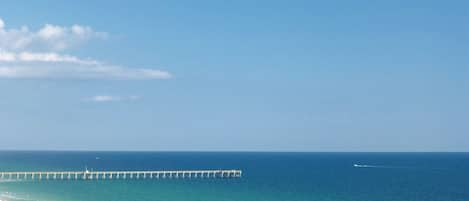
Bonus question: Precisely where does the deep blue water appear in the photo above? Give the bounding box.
[0,152,468,201]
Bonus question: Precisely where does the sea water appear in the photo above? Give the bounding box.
[0,152,468,201]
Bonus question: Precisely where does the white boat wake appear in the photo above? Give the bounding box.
[353,164,378,168]
[352,164,443,170]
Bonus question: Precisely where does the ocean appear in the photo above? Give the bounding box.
[0,152,468,201]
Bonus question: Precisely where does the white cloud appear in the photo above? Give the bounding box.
[0,51,171,79]
[86,95,141,102]
[0,18,107,51]
[0,18,4,29]
[0,51,98,64]
[0,50,15,61]
[0,18,172,80]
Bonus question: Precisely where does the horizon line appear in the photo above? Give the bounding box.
[0,149,467,153]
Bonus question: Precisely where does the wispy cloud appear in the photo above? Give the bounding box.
[0,50,171,79]
[0,18,172,80]
[0,51,98,64]
[86,95,141,102]
[0,18,107,51]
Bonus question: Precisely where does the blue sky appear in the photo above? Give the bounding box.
[0,0,467,151]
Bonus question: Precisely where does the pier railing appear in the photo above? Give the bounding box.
[0,170,242,180]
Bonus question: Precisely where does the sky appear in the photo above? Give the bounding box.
[0,0,467,151]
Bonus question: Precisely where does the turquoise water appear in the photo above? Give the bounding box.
[0,152,468,201]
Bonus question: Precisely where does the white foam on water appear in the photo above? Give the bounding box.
[353,164,378,168]
[353,164,407,169]
[352,163,443,170]
[0,180,21,183]
[0,192,35,201]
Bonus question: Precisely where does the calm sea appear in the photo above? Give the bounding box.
[0,152,468,201]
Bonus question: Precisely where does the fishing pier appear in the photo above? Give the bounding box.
[0,169,242,180]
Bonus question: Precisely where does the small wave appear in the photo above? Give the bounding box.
[0,179,22,183]
[0,192,35,201]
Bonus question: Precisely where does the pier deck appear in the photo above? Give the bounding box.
[0,169,242,180]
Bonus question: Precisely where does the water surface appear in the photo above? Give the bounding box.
[0,152,468,201]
